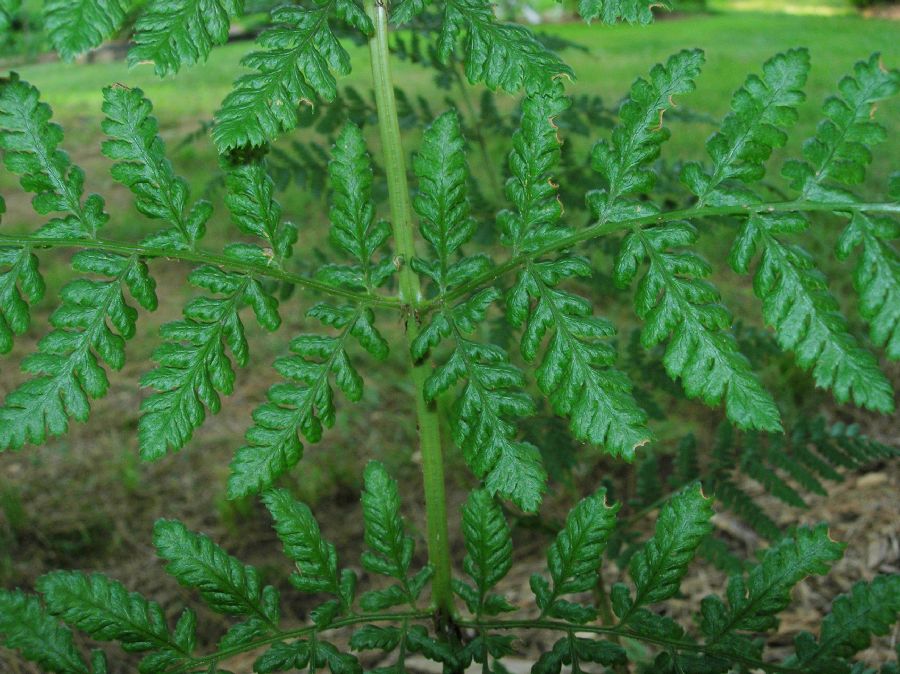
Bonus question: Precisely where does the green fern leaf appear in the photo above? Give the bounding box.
[534,636,626,674]
[532,489,619,623]
[0,245,44,354]
[575,0,668,24]
[791,574,900,670]
[101,85,210,250]
[361,461,414,581]
[36,571,191,672]
[435,0,573,92]
[44,0,127,62]
[701,524,845,649]
[256,639,360,673]
[625,484,713,611]
[682,48,810,205]
[262,489,350,604]
[729,212,893,413]
[615,221,782,431]
[255,641,312,672]
[783,53,900,200]
[229,303,385,498]
[0,0,19,37]
[503,83,651,459]
[320,123,394,291]
[0,75,107,238]
[589,48,705,221]
[417,289,546,511]
[836,211,900,359]
[139,266,279,460]
[411,110,485,290]
[212,4,372,151]
[224,159,297,269]
[411,112,545,510]
[0,251,157,450]
[153,519,279,625]
[0,589,89,674]
[456,489,514,616]
[128,0,244,77]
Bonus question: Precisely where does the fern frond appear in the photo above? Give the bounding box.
[790,574,900,670]
[730,212,893,412]
[503,82,651,459]
[531,488,619,623]
[456,489,515,616]
[434,0,573,92]
[229,302,385,499]
[138,265,279,460]
[682,48,810,206]
[36,571,194,673]
[319,123,394,292]
[360,461,426,610]
[416,288,546,511]
[575,0,668,24]
[836,210,900,359]
[101,85,210,251]
[263,489,353,606]
[0,251,157,450]
[0,590,90,674]
[615,221,782,431]
[44,0,128,62]
[154,519,279,626]
[700,524,845,654]
[212,4,373,151]
[533,636,626,674]
[128,0,244,77]
[589,52,778,430]
[623,484,713,613]
[410,111,545,511]
[229,130,387,497]
[589,48,705,221]
[0,75,107,238]
[783,53,900,200]
[224,158,298,269]
[411,110,485,291]
[0,244,43,354]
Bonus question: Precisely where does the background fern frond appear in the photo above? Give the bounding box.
[212,4,373,151]
[129,0,244,77]
[43,0,128,63]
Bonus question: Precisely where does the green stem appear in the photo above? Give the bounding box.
[0,234,396,308]
[364,0,455,620]
[423,199,900,311]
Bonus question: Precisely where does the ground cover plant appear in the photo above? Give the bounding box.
[0,0,898,672]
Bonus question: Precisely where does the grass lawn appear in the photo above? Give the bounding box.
[2,12,897,194]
